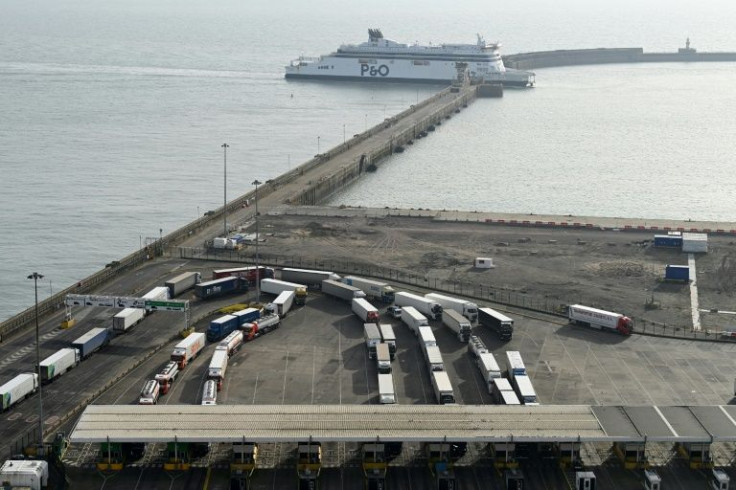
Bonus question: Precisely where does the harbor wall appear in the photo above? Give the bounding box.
[503,48,736,70]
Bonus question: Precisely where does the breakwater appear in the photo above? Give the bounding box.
[504,47,736,70]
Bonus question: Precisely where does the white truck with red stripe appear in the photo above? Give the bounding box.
[170,332,206,369]
[568,304,633,335]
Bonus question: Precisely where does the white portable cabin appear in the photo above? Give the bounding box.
[474,257,494,269]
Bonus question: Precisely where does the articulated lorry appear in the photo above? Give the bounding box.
[202,380,218,406]
[364,323,382,359]
[568,304,633,335]
[401,306,429,335]
[165,272,201,297]
[467,335,489,358]
[280,268,339,289]
[154,361,179,395]
[322,279,365,301]
[431,371,456,405]
[139,379,160,405]
[1,373,38,412]
[170,332,206,369]
[378,324,396,360]
[195,276,248,299]
[353,298,379,322]
[260,279,307,305]
[232,307,261,327]
[478,307,514,341]
[376,343,391,374]
[241,313,280,340]
[512,374,539,405]
[342,276,395,303]
[217,330,244,357]
[425,293,479,322]
[112,308,145,333]
[424,345,445,372]
[442,310,472,343]
[378,373,396,404]
[477,353,501,394]
[395,292,442,320]
[267,290,295,317]
[208,349,229,390]
[207,315,240,342]
[71,327,111,359]
[213,266,274,285]
[39,348,80,383]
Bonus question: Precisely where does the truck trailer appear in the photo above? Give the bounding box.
[208,349,229,390]
[442,309,472,342]
[112,308,145,333]
[568,304,633,335]
[512,374,539,405]
[139,379,160,405]
[425,293,479,322]
[378,373,396,404]
[401,306,429,335]
[505,351,527,378]
[195,276,248,299]
[322,279,366,301]
[468,335,489,358]
[424,345,445,372]
[267,290,295,317]
[376,343,392,374]
[352,298,379,323]
[280,268,339,289]
[478,307,514,341]
[1,373,38,412]
[378,323,396,359]
[207,314,240,342]
[260,279,307,305]
[232,307,261,327]
[39,348,80,383]
[154,361,179,395]
[342,276,395,303]
[165,272,201,297]
[170,332,206,369]
[418,326,437,348]
[201,380,218,406]
[431,371,456,405]
[217,330,244,357]
[394,292,442,320]
[364,323,382,359]
[477,353,501,393]
[71,327,111,359]
[142,286,170,303]
[241,313,280,340]
[212,266,275,285]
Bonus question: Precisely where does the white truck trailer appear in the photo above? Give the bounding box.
[468,335,489,358]
[376,343,392,374]
[267,290,295,317]
[442,309,472,342]
[0,460,49,490]
[112,307,145,332]
[505,351,527,378]
[1,373,39,412]
[424,345,445,372]
[280,268,339,289]
[39,348,80,383]
[208,349,229,390]
[322,279,366,301]
[165,271,201,297]
[342,276,395,303]
[170,332,206,369]
[364,323,382,359]
[352,297,380,323]
[401,306,429,335]
[425,293,479,322]
[477,353,502,394]
[378,373,397,404]
[568,304,633,335]
[418,326,437,348]
[261,278,307,295]
[378,323,396,360]
[512,374,539,405]
[478,307,514,341]
[394,292,442,320]
[142,286,170,302]
[494,378,521,405]
[431,371,456,405]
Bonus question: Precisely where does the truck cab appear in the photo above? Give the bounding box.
[387,305,402,319]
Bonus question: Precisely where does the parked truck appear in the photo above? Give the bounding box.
[493,378,521,405]
[505,351,526,378]
[170,332,206,369]
[232,307,261,327]
[201,379,218,406]
[342,276,395,303]
[442,309,472,343]
[139,379,160,405]
[71,327,111,359]
[154,361,179,395]
[378,373,397,404]
[267,290,295,317]
[353,298,379,323]
[39,348,80,383]
[280,268,339,289]
[424,345,445,372]
[1,373,38,412]
[364,323,382,359]
[142,286,170,303]
[208,349,229,390]
[207,315,240,342]
[376,343,392,374]
[568,304,633,335]
[165,272,201,297]
[401,306,429,335]
[322,279,365,301]
[425,293,479,322]
[378,324,396,360]
[112,307,145,333]
[241,313,280,341]
[477,353,502,394]
[467,335,489,358]
[512,374,539,405]
[195,276,248,299]
[0,459,48,490]
[394,292,442,320]
[418,326,437,348]
[260,278,307,305]
[478,307,514,341]
[431,371,456,405]
[213,266,275,285]
[217,330,244,357]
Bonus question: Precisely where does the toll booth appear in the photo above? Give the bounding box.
[575,471,596,490]
[555,442,582,468]
[613,442,648,469]
[710,469,730,490]
[164,440,208,470]
[643,469,661,490]
[425,443,456,489]
[676,442,714,469]
[491,442,518,469]
[505,468,525,490]
[96,442,124,471]
[231,441,258,488]
[362,443,387,489]
[297,441,322,488]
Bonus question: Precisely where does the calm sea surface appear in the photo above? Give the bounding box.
[1,0,735,320]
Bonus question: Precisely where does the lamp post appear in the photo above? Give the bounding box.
[222,143,229,237]
[343,124,346,145]
[252,179,262,303]
[317,136,320,155]
[27,272,44,451]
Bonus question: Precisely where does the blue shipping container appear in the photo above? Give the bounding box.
[207,315,240,341]
[194,277,248,299]
[665,265,690,281]
[654,235,683,248]
[233,308,261,326]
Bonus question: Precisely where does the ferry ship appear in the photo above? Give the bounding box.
[285,29,534,87]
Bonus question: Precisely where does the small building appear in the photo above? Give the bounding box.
[653,234,683,248]
[474,257,495,269]
[682,233,708,253]
[665,265,690,282]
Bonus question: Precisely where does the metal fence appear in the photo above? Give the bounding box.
[178,246,734,343]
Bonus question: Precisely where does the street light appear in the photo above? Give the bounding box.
[27,272,44,452]
[343,124,346,144]
[317,136,320,155]
[222,143,229,237]
[252,179,262,303]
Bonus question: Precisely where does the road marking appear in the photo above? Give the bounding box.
[202,467,212,490]
[251,373,259,404]
[281,350,289,405]
[133,468,146,490]
[689,253,701,331]
[363,340,372,404]
[338,322,343,405]
[311,346,316,404]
